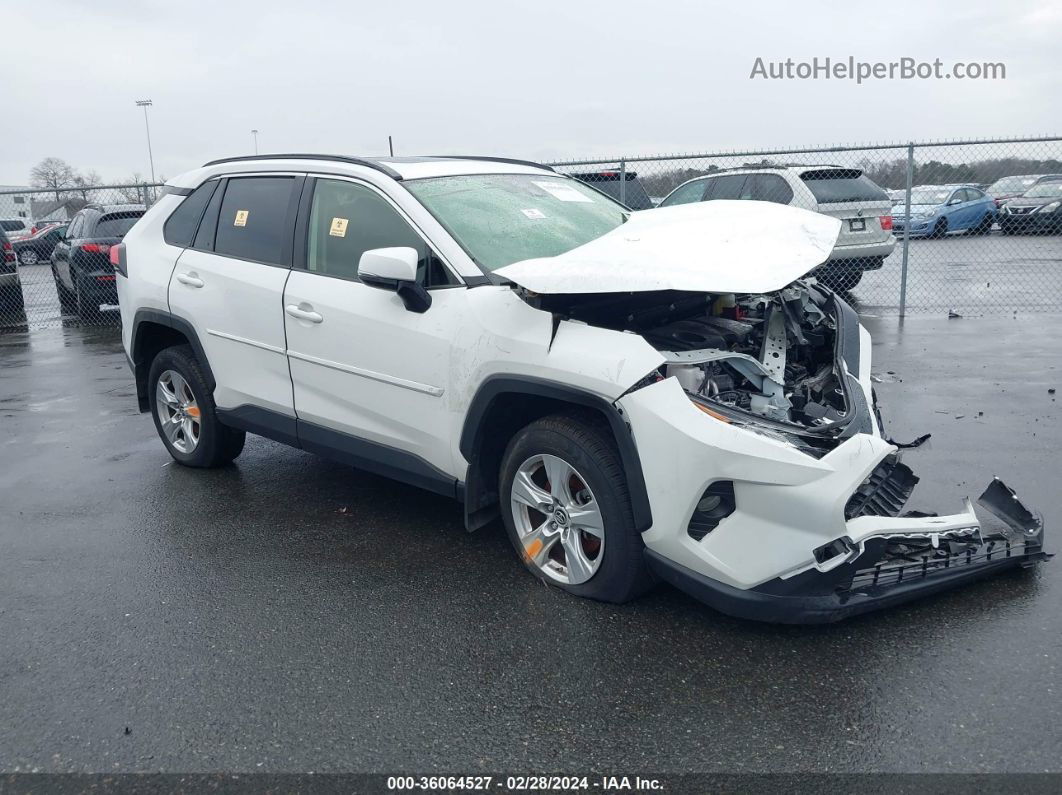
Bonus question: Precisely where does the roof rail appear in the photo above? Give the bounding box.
[201,154,404,180]
[430,155,556,173]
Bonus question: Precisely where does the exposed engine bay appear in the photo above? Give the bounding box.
[535,281,868,441]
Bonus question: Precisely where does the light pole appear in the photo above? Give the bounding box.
[251,129,259,154]
[135,99,156,201]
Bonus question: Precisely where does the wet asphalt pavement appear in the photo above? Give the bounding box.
[1,316,1060,774]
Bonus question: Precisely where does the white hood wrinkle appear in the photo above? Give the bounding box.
[495,200,842,295]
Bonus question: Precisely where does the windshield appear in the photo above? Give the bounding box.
[988,176,1039,194]
[405,174,628,271]
[1023,182,1062,199]
[906,188,952,206]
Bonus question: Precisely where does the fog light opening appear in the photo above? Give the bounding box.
[687,481,736,541]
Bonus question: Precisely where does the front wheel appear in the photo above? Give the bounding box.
[18,249,38,265]
[149,345,245,467]
[931,218,948,238]
[499,413,654,603]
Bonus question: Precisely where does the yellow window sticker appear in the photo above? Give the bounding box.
[233,210,249,227]
[329,217,349,237]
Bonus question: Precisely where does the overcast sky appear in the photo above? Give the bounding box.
[4,0,1060,185]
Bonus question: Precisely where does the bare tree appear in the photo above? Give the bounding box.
[116,174,147,204]
[72,170,104,200]
[30,158,78,201]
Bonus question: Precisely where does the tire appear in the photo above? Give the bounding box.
[74,272,94,321]
[498,411,654,603]
[148,344,246,468]
[56,275,76,312]
[18,249,38,265]
[930,218,948,238]
[0,285,25,317]
[974,214,993,235]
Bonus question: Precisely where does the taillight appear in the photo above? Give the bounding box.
[80,243,111,254]
[880,215,893,231]
[2,241,12,263]
[110,242,128,277]
[95,274,116,283]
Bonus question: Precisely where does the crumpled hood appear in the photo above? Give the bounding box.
[495,200,842,295]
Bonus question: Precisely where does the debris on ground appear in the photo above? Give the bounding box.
[1050,388,1057,395]
[948,310,963,319]
[955,414,965,419]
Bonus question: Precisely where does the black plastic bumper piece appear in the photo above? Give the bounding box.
[644,540,1050,625]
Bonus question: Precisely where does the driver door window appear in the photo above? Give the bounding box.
[306,178,454,287]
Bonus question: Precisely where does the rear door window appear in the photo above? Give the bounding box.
[703,174,748,200]
[213,176,296,265]
[746,174,794,204]
[164,181,218,247]
[660,179,708,207]
[800,170,888,204]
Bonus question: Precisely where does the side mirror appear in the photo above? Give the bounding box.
[948,197,962,205]
[357,247,431,313]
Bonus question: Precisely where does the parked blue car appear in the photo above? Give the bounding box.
[891,185,997,238]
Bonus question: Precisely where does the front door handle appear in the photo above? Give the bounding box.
[285,304,323,323]
[176,272,204,288]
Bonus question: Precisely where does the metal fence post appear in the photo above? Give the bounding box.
[899,143,914,318]
[619,158,627,206]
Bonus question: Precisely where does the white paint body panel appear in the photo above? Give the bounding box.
[496,201,841,295]
[167,248,294,416]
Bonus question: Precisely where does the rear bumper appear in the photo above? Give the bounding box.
[826,238,896,266]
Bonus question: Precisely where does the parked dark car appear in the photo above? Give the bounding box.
[1,227,25,317]
[12,223,67,265]
[999,181,1062,234]
[51,204,145,319]
[571,170,656,210]
[985,174,1062,208]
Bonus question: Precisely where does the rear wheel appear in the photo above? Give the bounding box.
[0,285,25,317]
[149,345,245,468]
[74,273,95,321]
[18,249,38,265]
[499,413,654,603]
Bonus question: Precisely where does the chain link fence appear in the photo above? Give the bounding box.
[2,136,1060,332]
[0,183,161,330]
[549,136,1062,315]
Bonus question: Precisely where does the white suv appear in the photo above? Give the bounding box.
[659,166,896,291]
[116,155,1045,623]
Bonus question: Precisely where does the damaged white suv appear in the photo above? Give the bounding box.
[116,155,1048,623]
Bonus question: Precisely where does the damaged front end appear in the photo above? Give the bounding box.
[530,282,1049,623]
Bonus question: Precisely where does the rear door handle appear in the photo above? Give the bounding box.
[176,272,204,288]
[285,304,323,323]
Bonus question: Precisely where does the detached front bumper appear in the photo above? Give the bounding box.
[646,480,1048,624]
[618,377,1050,624]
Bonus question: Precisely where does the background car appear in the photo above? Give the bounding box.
[0,227,24,317]
[891,184,996,238]
[12,223,67,265]
[657,165,895,289]
[571,170,656,210]
[1,218,31,239]
[985,174,1062,207]
[999,180,1062,234]
[51,204,144,319]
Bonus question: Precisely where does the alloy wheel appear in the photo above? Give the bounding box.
[19,250,38,265]
[155,370,202,454]
[510,453,604,585]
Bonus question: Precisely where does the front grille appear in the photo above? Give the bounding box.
[845,455,919,519]
[843,532,1033,593]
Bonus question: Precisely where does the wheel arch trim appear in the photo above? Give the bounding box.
[459,375,653,533]
[130,309,215,412]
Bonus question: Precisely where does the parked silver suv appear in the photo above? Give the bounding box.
[659,166,896,290]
